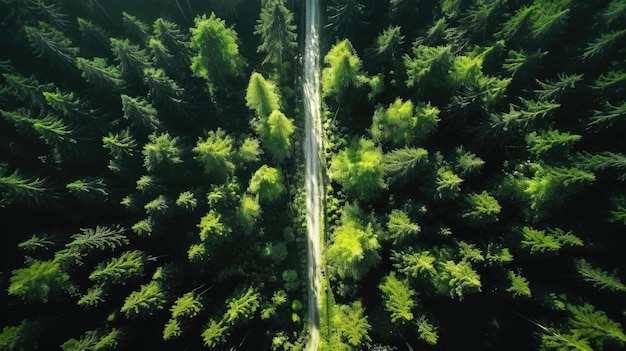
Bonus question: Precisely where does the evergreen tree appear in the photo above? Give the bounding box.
[25,22,78,71]
[248,165,285,202]
[256,110,295,162]
[121,280,166,319]
[329,138,385,201]
[189,13,245,92]
[245,72,280,119]
[254,0,297,73]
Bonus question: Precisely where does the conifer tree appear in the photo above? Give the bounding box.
[121,280,166,319]
[190,13,245,92]
[25,22,78,71]
[245,72,280,118]
[254,0,297,74]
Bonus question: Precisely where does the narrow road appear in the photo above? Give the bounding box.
[303,0,322,349]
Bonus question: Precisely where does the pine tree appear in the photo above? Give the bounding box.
[379,273,416,323]
[383,147,429,184]
[122,12,150,45]
[326,0,365,40]
[248,165,285,202]
[0,163,51,206]
[254,0,297,73]
[8,258,70,302]
[192,129,235,180]
[329,138,385,201]
[66,225,128,255]
[110,37,149,86]
[256,110,294,162]
[189,13,245,92]
[121,280,166,319]
[76,57,125,94]
[245,72,280,118]
[89,250,144,285]
[576,259,626,292]
[142,133,183,173]
[77,18,110,55]
[25,22,78,71]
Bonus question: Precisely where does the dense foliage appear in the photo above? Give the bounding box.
[1,0,625,350]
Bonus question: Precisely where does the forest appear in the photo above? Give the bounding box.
[1,0,625,350]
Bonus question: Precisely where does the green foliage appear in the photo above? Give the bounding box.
[122,12,150,45]
[175,191,197,210]
[102,129,137,173]
[248,165,285,202]
[89,250,144,285]
[371,98,440,146]
[507,271,531,298]
[326,0,365,39]
[535,73,583,102]
[66,177,108,202]
[190,13,245,90]
[326,204,380,280]
[576,259,626,292]
[610,196,626,225]
[163,318,181,340]
[254,0,297,69]
[76,57,124,93]
[520,226,583,254]
[256,110,295,162]
[582,29,626,61]
[566,304,626,346]
[237,137,263,164]
[383,147,429,184]
[110,37,149,83]
[435,167,463,200]
[18,234,55,253]
[588,100,626,128]
[593,68,626,91]
[322,39,363,97]
[60,328,120,351]
[142,133,183,173]
[513,163,595,217]
[393,250,437,278]
[8,259,70,303]
[457,241,485,263]
[144,195,171,217]
[153,18,190,61]
[170,292,203,319]
[120,280,166,319]
[379,273,416,323]
[438,260,481,300]
[576,151,626,180]
[66,225,128,255]
[77,18,110,53]
[462,190,501,224]
[25,22,78,70]
[193,129,235,179]
[198,210,229,240]
[368,26,404,65]
[201,319,228,348]
[600,0,626,26]
[77,285,106,309]
[332,301,371,347]
[0,320,39,351]
[385,209,420,244]
[417,315,439,345]
[224,287,260,325]
[526,130,581,158]
[246,72,280,118]
[0,164,51,206]
[404,45,453,88]
[330,138,385,200]
[454,147,485,176]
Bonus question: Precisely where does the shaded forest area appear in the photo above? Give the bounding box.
[1,0,626,350]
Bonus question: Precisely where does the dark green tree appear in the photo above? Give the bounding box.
[254,0,297,74]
